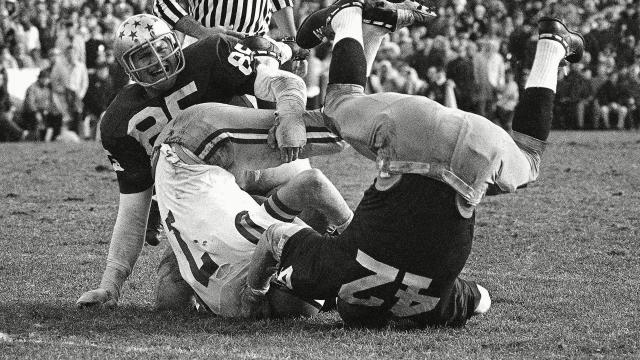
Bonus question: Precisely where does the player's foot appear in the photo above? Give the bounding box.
[538,17,584,63]
[363,0,437,32]
[474,284,491,315]
[296,0,364,49]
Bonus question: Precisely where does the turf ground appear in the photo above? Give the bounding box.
[0,131,639,359]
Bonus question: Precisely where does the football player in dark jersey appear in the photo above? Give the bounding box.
[76,13,311,309]
[243,0,584,326]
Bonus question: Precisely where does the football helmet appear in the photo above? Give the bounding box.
[114,14,185,87]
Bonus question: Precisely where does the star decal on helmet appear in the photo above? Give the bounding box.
[145,23,153,32]
[129,31,137,40]
[133,20,141,28]
[119,31,125,39]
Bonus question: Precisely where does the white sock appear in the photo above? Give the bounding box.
[332,7,363,48]
[363,24,388,76]
[474,284,491,315]
[525,39,566,92]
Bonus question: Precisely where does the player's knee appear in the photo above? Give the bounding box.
[294,169,330,200]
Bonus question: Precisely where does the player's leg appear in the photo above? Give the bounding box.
[261,169,353,235]
[490,17,584,192]
[155,246,195,310]
[511,17,584,142]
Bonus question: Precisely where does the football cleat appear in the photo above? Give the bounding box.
[296,0,364,49]
[363,0,437,32]
[538,17,584,63]
[296,0,436,49]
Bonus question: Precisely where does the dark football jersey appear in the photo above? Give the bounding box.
[276,175,478,325]
[100,35,258,194]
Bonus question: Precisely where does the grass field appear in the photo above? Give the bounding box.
[1,131,639,359]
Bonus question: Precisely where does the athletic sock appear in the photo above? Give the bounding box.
[328,6,367,86]
[512,39,564,141]
[525,39,565,92]
[332,7,363,47]
[263,191,300,223]
[363,24,388,76]
[329,38,367,87]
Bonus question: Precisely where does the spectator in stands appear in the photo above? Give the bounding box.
[13,42,34,68]
[0,69,25,142]
[446,42,475,112]
[495,68,518,131]
[99,2,122,35]
[398,63,426,96]
[617,64,640,129]
[85,24,106,71]
[50,47,71,130]
[472,40,498,119]
[555,62,593,129]
[597,71,628,130]
[33,7,56,58]
[421,65,455,107]
[66,46,89,136]
[55,21,86,64]
[22,68,61,141]
[83,62,113,139]
[0,45,18,69]
[370,60,405,93]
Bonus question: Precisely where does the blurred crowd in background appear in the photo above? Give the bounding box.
[1,0,640,143]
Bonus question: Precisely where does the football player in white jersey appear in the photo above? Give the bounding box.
[243,0,584,326]
[152,103,353,317]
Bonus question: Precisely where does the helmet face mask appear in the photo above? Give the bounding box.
[123,33,184,87]
[114,14,185,88]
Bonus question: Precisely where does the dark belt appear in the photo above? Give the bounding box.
[170,143,206,165]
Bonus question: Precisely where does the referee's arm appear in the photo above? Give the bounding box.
[270,0,296,38]
[153,0,243,39]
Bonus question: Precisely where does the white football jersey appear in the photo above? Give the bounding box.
[154,145,294,317]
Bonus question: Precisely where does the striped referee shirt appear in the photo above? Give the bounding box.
[153,0,293,36]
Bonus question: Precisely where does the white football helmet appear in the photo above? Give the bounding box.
[113,14,185,87]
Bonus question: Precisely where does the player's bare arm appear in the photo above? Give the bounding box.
[77,187,154,307]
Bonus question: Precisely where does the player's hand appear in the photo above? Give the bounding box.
[281,39,309,77]
[274,112,306,163]
[202,26,244,40]
[76,288,118,309]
